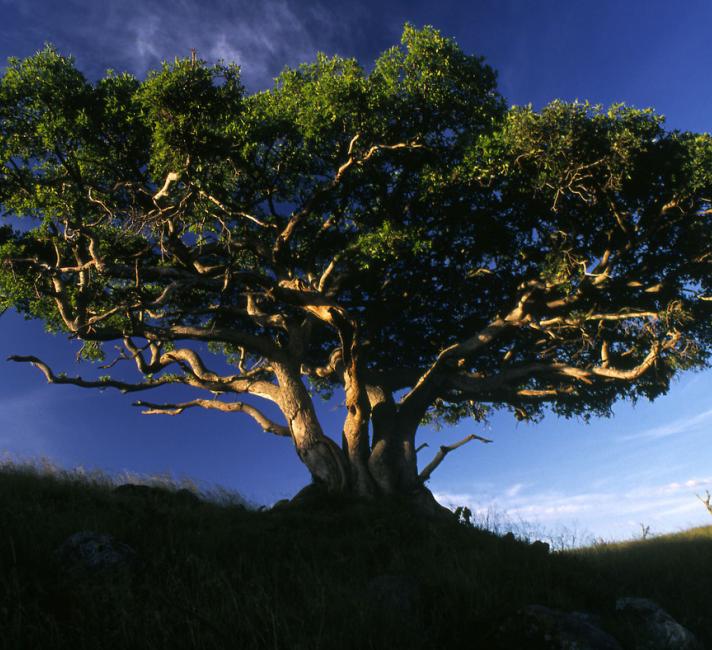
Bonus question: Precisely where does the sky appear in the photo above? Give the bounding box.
[1,0,711,543]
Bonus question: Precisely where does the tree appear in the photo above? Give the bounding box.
[1,26,710,509]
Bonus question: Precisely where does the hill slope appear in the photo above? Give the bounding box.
[0,463,709,649]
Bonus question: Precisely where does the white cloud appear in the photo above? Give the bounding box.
[1,0,360,89]
[129,13,163,71]
[433,474,712,542]
[72,0,352,89]
[504,482,525,497]
[621,407,712,442]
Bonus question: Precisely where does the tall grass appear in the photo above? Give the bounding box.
[0,459,709,649]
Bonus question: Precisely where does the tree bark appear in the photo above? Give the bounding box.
[366,385,423,495]
[338,318,376,497]
[273,361,349,492]
[367,385,400,494]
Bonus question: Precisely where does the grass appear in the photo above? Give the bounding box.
[0,459,710,649]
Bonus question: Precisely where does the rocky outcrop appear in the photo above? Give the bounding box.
[615,597,701,650]
[496,604,622,649]
[113,483,201,506]
[55,531,136,572]
[495,598,701,650]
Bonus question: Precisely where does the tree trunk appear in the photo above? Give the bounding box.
[366,385,399,494]
[273,370,447,515]
[341,330,377,497]
[366,385,424,496]
[273,361,349,492]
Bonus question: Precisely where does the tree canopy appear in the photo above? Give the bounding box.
[1,26,710,503]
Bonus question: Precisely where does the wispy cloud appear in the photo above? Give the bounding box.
[119,0,334,86]
[3,0,363,89]
[504,482,525,497]
[620,407,712,441]
[434,475,712,541]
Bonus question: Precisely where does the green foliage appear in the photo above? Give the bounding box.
[136,56,243,178]
[0,27,710,432]
[421,399,490,430]
[77,340,104,362]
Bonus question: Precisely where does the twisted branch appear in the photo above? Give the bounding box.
[419,433,493,483]
[133,398,290,436]
[7,355,180,393]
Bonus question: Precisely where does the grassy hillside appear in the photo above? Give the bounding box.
[0,461,710,649]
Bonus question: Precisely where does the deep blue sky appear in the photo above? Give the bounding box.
[1,0,711,541]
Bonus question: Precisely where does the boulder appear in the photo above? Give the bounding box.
[113,483,201,506]
[531,539,551,555]
[55,531,136,572]
[615,597,700,650]
[497,604,622,649]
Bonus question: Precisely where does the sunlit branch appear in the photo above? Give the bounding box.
[7,355,180,393]
[153,171,180,201]
[418,433,493,483]
[121,339,281,402]
[198,190,276,229]
[133,398,290,436]
[538,310,659,328]
[400,286,536,413]
[273,136,423,256]
[300,348,344,379]
[447,333,678,397]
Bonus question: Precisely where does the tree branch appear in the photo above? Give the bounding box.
[697,490,712,517]
[273,137,423,257]
[122,340,281,403]
[153,171,180,201]
[446,333,679,397]
[400,286,535,415]
[132,398,290,436]
[7,355,180,393]
[419,434,493,483]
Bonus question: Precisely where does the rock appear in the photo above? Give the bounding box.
[55,531,136,572]
[366,574,421,620]
[615,597,700,649]
[288,483,328,508]
[531,539,551,555]
[113,483,201,506]
[497,604,622,649]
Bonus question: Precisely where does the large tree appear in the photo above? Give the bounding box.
[1,27,710,508]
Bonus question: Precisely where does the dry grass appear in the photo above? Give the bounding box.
[0,458,709,649]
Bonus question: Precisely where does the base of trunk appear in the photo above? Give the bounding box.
[274,481,453,520]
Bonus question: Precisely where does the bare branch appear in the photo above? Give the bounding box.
[153,172,180,201]
[301,348,343,379]
[199,190,276,229]
[7,355,179,393]
[539,310,659,328]
[419,434,493,483]
[122,341,281,402]
[145,324,280,361]
[446,332,680,401]
[400,287,535,414]
[697,490,712,516]
[273,137,423,256]
[133,399,290,436]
